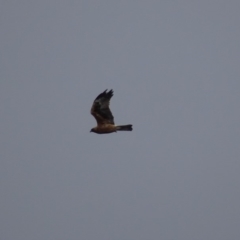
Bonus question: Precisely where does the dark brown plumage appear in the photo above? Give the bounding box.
[90,89,133,134]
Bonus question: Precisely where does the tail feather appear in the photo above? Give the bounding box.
[116,124,133,131]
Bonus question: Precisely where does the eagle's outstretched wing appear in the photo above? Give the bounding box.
[91,89,114,125]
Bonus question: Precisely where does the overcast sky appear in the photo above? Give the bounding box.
[1,1,240,240]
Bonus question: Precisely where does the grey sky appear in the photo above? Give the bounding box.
[1,1,240,240]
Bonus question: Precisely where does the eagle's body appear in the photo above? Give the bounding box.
[90,89,132,134]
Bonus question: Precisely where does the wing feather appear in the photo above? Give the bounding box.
[91,89,114,125]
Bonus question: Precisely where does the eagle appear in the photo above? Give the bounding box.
[90,89,133,134]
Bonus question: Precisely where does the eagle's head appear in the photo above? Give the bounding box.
[90,128,96,133]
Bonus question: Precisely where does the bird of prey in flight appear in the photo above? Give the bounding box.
[90,89,133,134]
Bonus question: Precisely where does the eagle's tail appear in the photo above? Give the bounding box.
[116,124,133,131]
